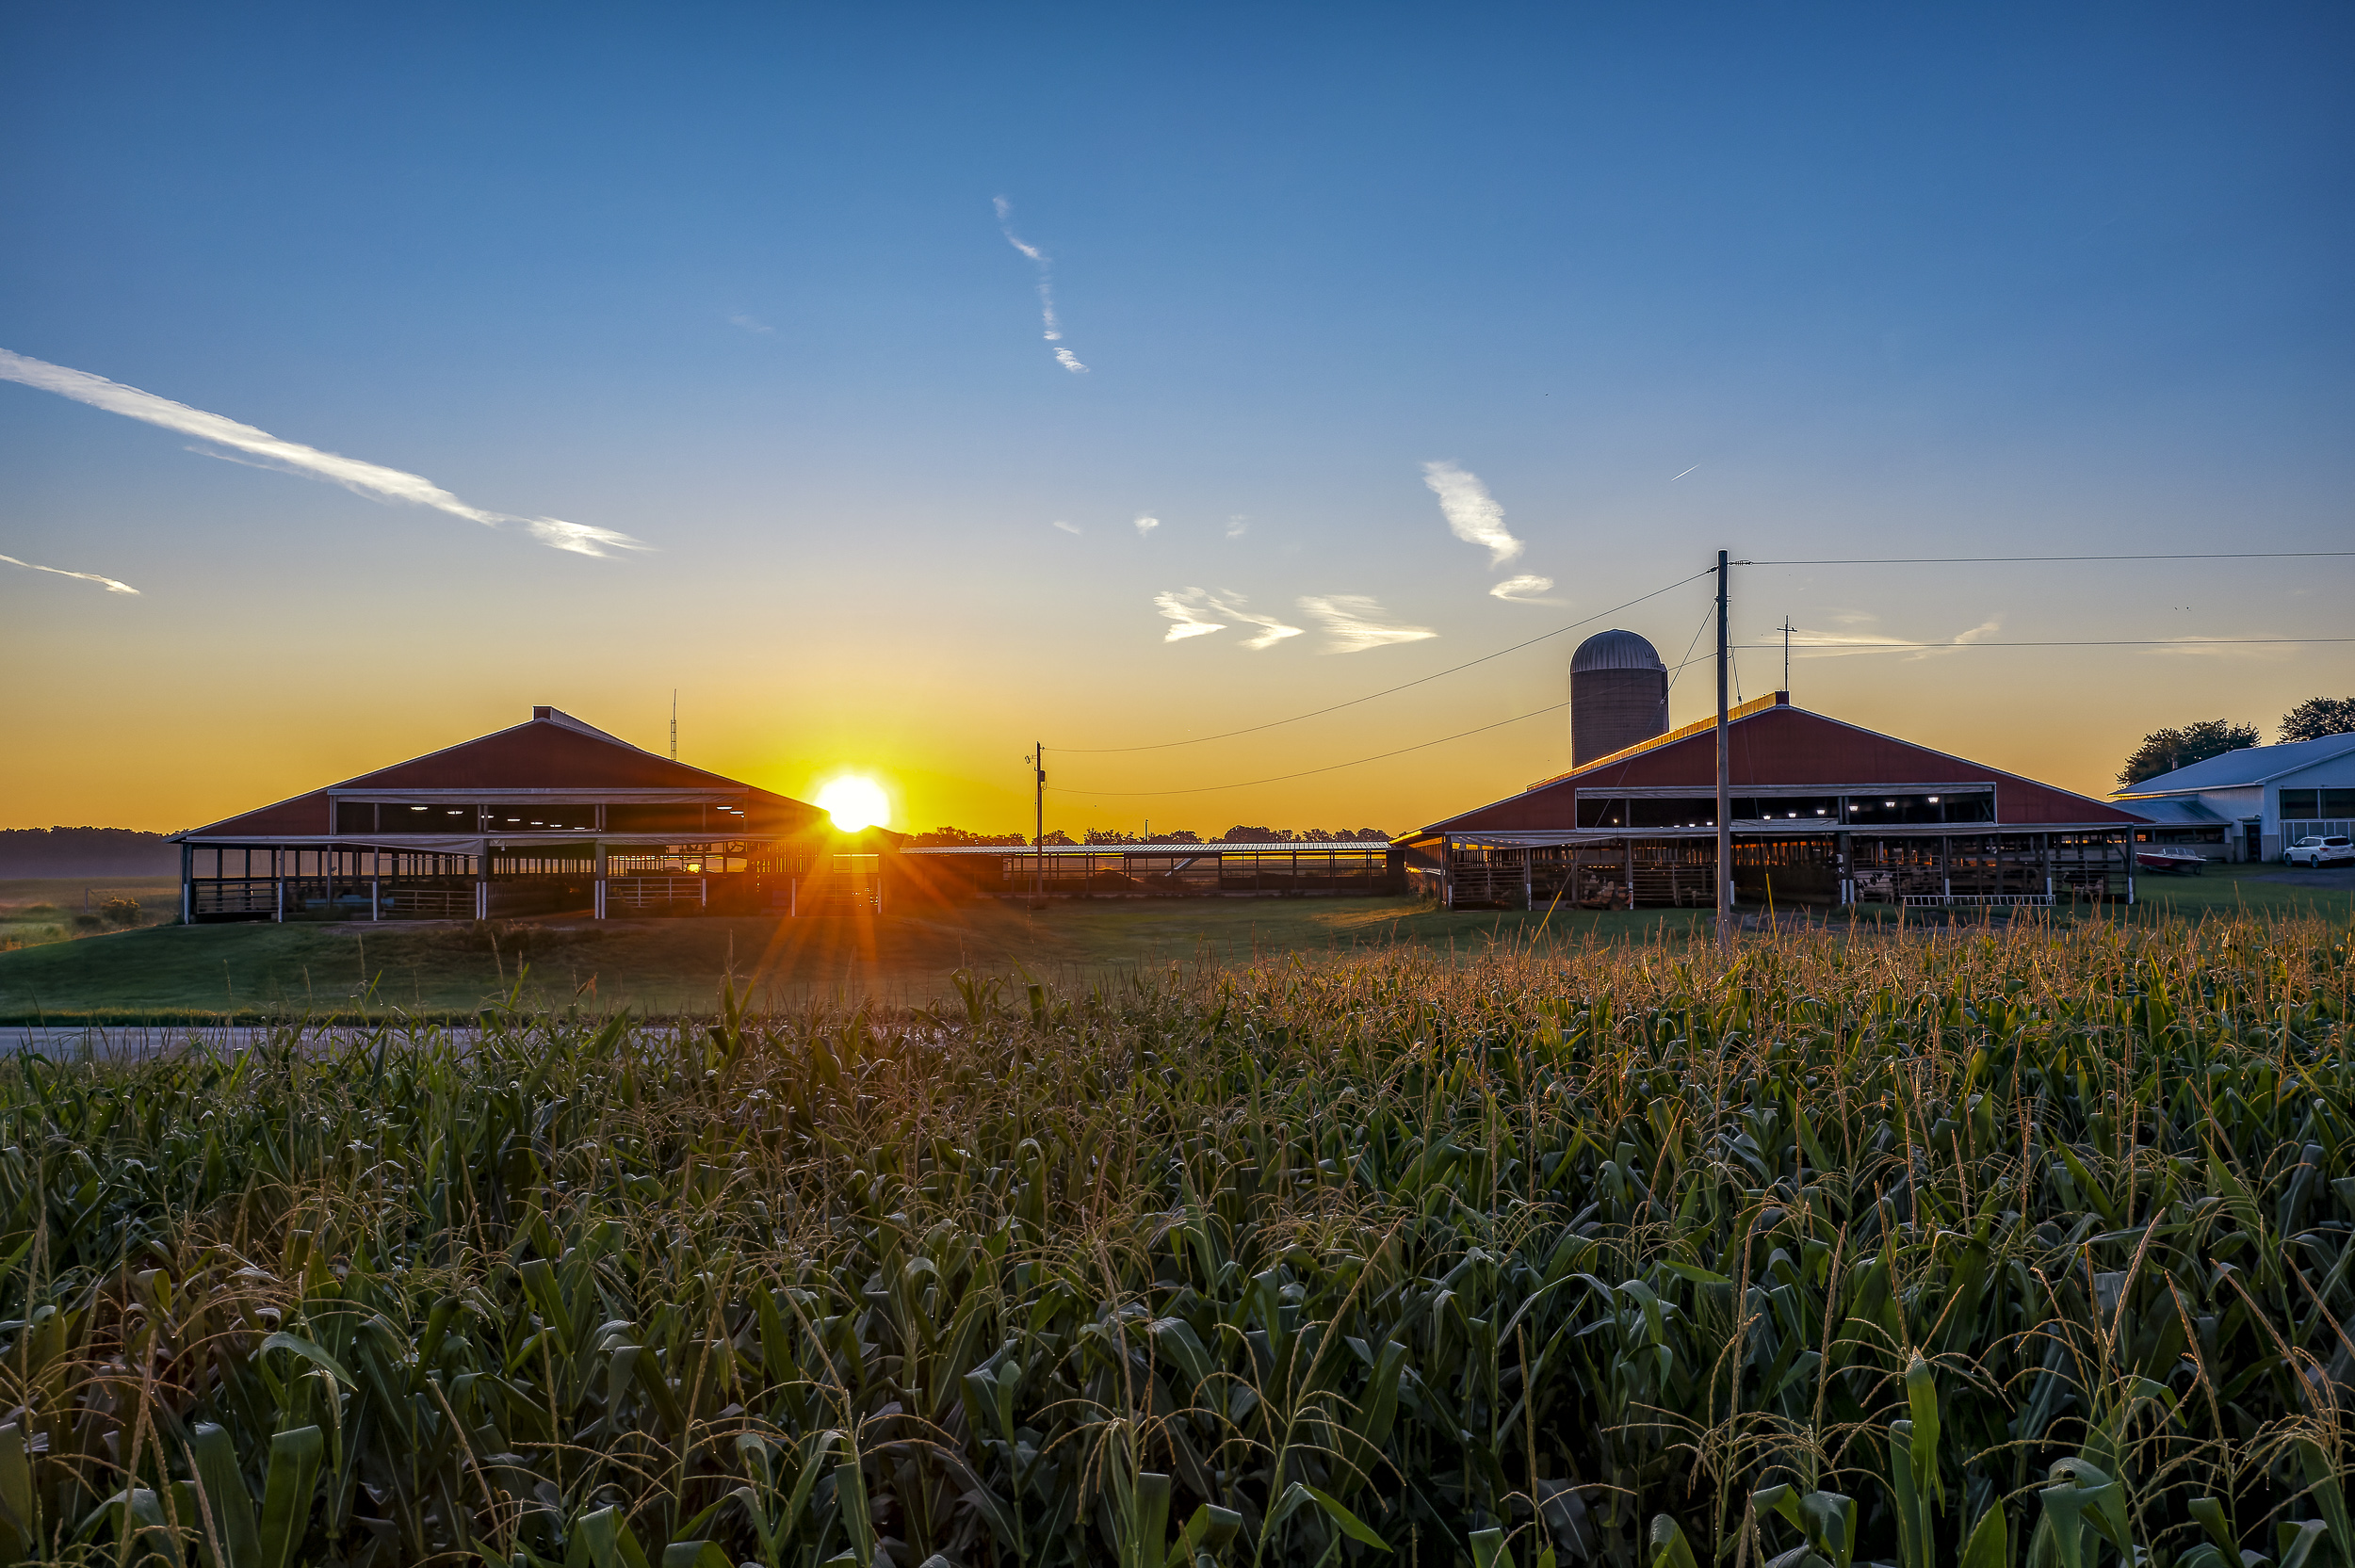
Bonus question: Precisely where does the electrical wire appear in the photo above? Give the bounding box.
[1047,701,1568,797]
[1049,568,1713,752]
[1751,636,2355,652]
[1041,552,2348,801]
[1751,549,2355,565]
[1049,631,2349,799]
[1661,598,1718,699]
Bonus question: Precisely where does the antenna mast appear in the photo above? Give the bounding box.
[670,690,678,761]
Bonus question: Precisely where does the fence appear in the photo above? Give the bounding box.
[606,877,707,913]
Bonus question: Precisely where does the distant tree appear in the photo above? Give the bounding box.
[2118,719,2261,786]
[1083,829,1137,845]
[906,826,1028,846]
[0,827,182,878]
[1159,830,1202,844]
[1040,830,1077,847]
[1219,826,1292,843]
[2279,696,2355,744]
[1354,828,1393,842]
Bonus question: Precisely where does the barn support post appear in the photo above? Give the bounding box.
[593,841,608,919]
[180,842,193,924]
[476,846,490,921]
[274,847,284,922]
[370,849,381,921]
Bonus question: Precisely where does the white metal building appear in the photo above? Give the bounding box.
[2111,731,2355,862]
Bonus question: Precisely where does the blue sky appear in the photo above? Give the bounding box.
[4,4,2350,832]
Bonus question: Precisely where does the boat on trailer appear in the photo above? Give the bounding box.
[2135,846,2207,875]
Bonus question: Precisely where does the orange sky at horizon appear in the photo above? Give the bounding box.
[8,566,2347,837]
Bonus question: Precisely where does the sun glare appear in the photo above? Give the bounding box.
[815,775,890,833]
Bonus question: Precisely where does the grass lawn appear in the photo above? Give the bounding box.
[0,875,185,952]
[3,863,2343,1023]
[0,896,1719,1022]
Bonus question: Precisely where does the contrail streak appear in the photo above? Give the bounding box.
[995,198,1089,374]
[0,552,138,594]
[1671,463,1701,481]
[0,348,647,558]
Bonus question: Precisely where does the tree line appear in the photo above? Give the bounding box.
[2118,693,2354,785]
[903,825,1391,847]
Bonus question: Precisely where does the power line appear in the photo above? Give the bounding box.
[1050,632,2351,800]
[1754,636,2355,652]
[1042,551,2350,803]
[1051,568,1713,752]
[1753,549,2355,565]
[1047,700,1568,797]
[1661,597,1718,698]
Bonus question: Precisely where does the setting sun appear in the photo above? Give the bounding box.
[814,774,890,833]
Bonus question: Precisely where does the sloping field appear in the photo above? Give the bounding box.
[2,863,2348,1024]
[0,913,2347,1566]
[0,897,1713,1023]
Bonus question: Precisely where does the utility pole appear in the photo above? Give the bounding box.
[670,690,678,762]
[1716,550,1733,948]
[1027,744,1046,906]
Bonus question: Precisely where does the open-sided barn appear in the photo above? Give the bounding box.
[174,707,896,921]
[1397,692,2150,910]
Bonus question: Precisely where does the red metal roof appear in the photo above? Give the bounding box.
[1422,699,2146,834]
[185,709,822,838]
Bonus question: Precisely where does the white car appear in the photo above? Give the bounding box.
[2283,834,2355,868]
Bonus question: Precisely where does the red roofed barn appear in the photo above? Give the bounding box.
[1398,692,2148,910]
[176,707,894,921]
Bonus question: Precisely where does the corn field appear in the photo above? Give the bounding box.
[2,914,2351,1568]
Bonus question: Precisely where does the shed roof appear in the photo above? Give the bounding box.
[2112,732,2355,796]
[2124,797,2232,827]
[182,707,824,840]
[1414,696,2147,837]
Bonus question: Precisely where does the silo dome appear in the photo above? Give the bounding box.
[1570,629,1669,766]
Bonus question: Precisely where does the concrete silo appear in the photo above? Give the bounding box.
[1570,628,1669,766]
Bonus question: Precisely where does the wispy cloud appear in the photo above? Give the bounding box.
[995,198,1089,374]
[1226,514,1249,539]
[1154,588,1226,641]
[1052,519,1083,535]
[1134,514,1160,537]
[727,314,773,334]
[1148,587,1302,649]
[0,348,647,558]
[1207,590,1302,650]
[1791,615,2003,661]
[2139,637,2299,662]
[1421,461,1523,566]
[1,552,138,594]
[1490,574,1561,604]
[1297,594,1437,654]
